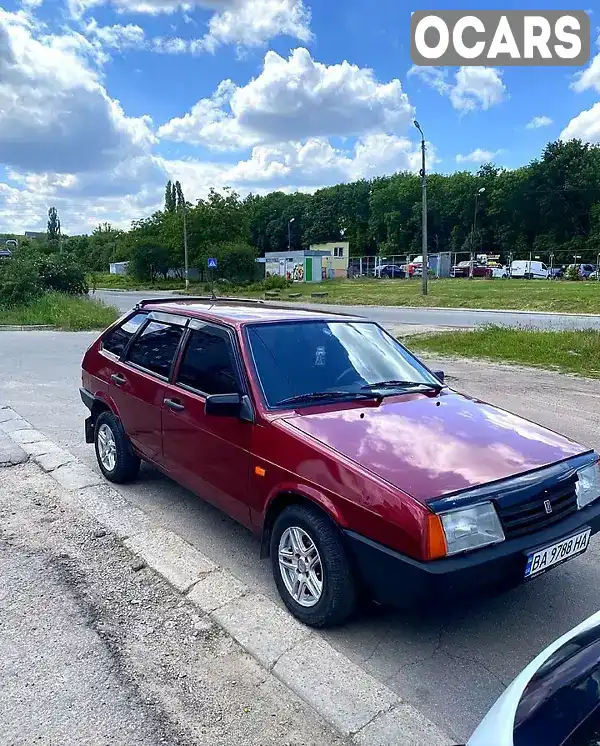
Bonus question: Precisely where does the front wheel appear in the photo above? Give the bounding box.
[94,411,140,484]
[271,504,357,627]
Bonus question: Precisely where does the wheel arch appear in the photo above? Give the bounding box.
[260,488,345,559]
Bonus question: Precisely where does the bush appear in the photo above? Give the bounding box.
[263,274,291,290]
[36,254,88,295]
[0,257,44,307]
[566,265,580,281]
[0,251,89,308]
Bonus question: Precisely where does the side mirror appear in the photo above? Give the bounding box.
[433,370,445,384]
[205,393,254,423]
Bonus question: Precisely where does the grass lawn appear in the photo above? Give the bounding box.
[0,293,119,331]
[233,278,600,313]
[410,326,600,379]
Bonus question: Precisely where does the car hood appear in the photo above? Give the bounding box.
[283,391,587,503]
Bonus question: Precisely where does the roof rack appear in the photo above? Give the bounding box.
[135,296,266,310]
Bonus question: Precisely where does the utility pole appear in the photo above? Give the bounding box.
[470,188,486,278]
[414,120,428,295]
[182,202,189,291]
[288,217,295,250]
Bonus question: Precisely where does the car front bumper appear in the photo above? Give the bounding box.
[344,498,600,608]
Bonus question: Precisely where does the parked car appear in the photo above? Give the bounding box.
[510,260,549,279]
[451,261,493,278]
[569,264,597,280]
[375,264,406,279]
[491,265,509,279]
[468,609,600,746]
[406,255,427,276]
[548,266,565,280]
[81,298,600,627]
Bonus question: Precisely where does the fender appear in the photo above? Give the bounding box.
[259,481,349,559]
[91,389,121,421]
[263,481,349,528]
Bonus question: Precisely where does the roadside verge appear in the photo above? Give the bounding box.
[0,405,452,746]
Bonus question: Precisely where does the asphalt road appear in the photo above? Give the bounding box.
[94,289,600,330]
[3,329,600,742]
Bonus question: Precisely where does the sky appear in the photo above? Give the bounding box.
[1,0,600,235]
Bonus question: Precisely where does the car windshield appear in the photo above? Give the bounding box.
[246,320,441,407]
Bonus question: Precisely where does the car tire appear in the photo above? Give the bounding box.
[94,410,140,484]
[271,504,357,628]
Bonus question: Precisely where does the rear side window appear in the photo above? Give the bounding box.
[177,328,239,395]
[102,313,146,357]
[126,321,183,378]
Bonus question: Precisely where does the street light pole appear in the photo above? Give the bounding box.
[288,217,295,251]
[470,187,486,279]
[414,120,428,296]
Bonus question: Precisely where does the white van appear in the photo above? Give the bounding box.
[510,260,549,280]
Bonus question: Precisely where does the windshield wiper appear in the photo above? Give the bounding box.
[275,391,382,407]
[361,380,443,392]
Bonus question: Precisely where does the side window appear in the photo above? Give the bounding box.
[177,328,239,395]
[126,321,183,378]
[102,313,146,357]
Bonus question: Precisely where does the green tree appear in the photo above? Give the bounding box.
[165,181,177,213]
[175,181,185,211]
[46,207,60,244]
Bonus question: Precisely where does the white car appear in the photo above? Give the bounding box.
[510,260,549,280]
[468,609,600,746]
[491,266,509,279]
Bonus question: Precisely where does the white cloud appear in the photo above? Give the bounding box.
[69,0,311,51]
[0,9,155,174]
[450,67,506,112]
[1,132,431,235]
[158,48,415,150]
[200,0,311,52]
[409,65,506,113]
[456,148,502,165]
[407,66,450,95]
[164,134,433,195]
[525,115,553,130]
[84,19,146,49]
[571,53,600,93]
[560,103,600,144]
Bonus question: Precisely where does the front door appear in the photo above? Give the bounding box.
[113,318,185,463]
[161,322,253,528]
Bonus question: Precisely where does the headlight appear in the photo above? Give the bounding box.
[577,462,600,509]
[440,502,505,556]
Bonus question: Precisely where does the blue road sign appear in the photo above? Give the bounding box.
[208,258,218,269]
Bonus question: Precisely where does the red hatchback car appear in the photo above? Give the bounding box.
[81,298,600,627]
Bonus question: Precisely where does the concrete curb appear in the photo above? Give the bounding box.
[0,405,453,746]
[261,299,600,320]
[0,325,55,331]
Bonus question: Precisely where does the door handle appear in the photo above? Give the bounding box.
[164,398,185,412]
[111,373,126,386]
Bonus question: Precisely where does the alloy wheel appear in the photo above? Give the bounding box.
[97,423,117,472]
[278,526,324,607]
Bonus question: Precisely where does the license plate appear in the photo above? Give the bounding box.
[525,528,591,579]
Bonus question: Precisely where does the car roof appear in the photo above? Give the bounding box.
[138,298,363,326]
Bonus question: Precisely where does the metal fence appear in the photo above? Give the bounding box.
[349,250,600,279]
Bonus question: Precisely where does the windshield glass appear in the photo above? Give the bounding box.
[246,321,440,407]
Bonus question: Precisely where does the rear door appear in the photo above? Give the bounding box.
[111,314,186,463]
[161,321,253,527]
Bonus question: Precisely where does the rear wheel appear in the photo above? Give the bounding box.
[94,411,140,484]
[271,504,357,628]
